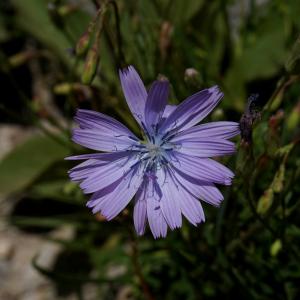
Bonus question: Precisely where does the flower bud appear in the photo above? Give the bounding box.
[257,188,273,214]
[287,102,300,131]
[8,51,33,67]
[58,4,76,16]
[76,31,91,57]
[273,164,285,193]
[81,44,99,85]
[184,68,202,88]
[270,239,282,257]
[53,83,73,94]
[159,21,173,60]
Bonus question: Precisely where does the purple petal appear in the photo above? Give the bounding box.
[144,80,169,133]
[79,154,138,194]
[65,151,133,161]
[87,175,126,208]
[157,170,182,230]
[90,164,143,220]
[171,121,240,141]
[142,173,168,238]
[134,182,147,236]
[68,159,107,182]
[173,139,236,157]
[179,188,205,226]
[170,152,234,185]
[158,86,223,135]
[67,152,133,182]
[173,168,224,207]
[147,197,168,239]
[119,66,147,126]
[162,105,177,119]
[75,109,137,138]
[72,128,139,152]
[72,109,139,152]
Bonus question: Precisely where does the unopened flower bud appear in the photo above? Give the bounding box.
[53,83,73,94]
[159,21,173,60]
[76,31,91,56]
[268,109,284,132]
[184,68,202,88]
[81,44,99,85]
[58,4,76,16]
[270,239,282,257]
[8,51,33,67]
[211,108,224,121]
[273,164,285,193]
[287,102,300,130]
[257,188,274,214]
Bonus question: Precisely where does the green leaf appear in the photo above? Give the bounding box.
[168,0,204,24]
[285,36,300,74]
[257,188,274,214]
[0,134,69,197]
[238,30,286,81]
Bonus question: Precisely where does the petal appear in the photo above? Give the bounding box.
[157,170,182,230]
[134,182,147,236]
[75,109,137,138]
[171,121,240,141]
[72,109,139,152]
[142,173,168,238]
[79,154,139,194]
[72,128,139,152]
[87,175,125,208]
[169,151,234,185]
[68,159,107,182]
[173,138,236,157]
[90,164,143,220]
[179,188,205,226]
[162,105,177,119]
[144,80,169,133]
[67,152,133,182]
[173,168,224,207]
[119,66,147,126]
[65,151,133,161]
[158,86,223,135]
[147,196,168,239]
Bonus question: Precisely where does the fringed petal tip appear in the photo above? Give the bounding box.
[224,178,233,186]
[119,65,134,75]
[208,85,223,97]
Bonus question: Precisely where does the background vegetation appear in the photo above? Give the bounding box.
[0,0,300,299]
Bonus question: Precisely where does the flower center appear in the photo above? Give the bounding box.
[145,142,162,160]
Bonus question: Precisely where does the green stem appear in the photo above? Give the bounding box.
[128,228,155,300]
[108,0,126,68]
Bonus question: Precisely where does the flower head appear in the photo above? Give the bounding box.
[66,66,240,238]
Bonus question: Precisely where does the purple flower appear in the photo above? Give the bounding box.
[66,66,240,238]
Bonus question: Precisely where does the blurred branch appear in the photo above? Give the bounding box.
[108,0,126,68]
[129,229,155,300]
[263,75,300,113]
[0,50,72,149]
